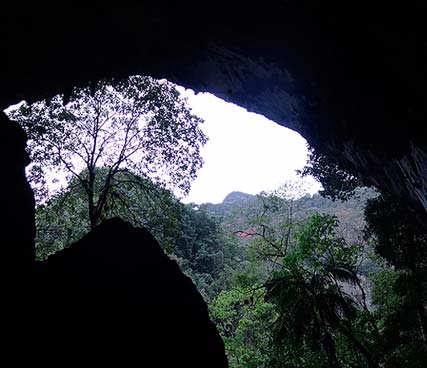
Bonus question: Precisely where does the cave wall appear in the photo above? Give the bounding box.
[0,115,34,264]
[2,3,427,216]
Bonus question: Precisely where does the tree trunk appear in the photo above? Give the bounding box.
[322,331,342,368]
[417,307,427,347]
[88,169,96,230]
[339,324,379,368]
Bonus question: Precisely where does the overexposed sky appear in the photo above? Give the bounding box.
[177,88,321,204]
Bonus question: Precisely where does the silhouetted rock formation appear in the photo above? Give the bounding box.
[0,114,36,367]
[35,218,228,367]
[0,115,35,267]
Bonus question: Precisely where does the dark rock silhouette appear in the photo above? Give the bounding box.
[0,114,36,368]
[35,218,228,367]
[0,115,35,267]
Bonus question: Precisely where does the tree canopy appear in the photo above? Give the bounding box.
[7,75,207,228]
[298,148,362,201]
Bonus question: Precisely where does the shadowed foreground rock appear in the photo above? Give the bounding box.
[34,218,228,367]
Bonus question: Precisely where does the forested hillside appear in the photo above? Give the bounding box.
[203,186,376,259]
[199,186,381,367]
[204,187,374,229]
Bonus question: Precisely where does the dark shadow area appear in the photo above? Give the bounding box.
[0,114,35,277]
[34,218,228,367]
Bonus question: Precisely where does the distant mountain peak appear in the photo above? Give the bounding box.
[222,191,255,204]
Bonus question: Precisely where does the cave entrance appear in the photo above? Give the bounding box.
[4,75,380,368]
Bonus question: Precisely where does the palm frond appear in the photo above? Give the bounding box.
[329,266,359,285]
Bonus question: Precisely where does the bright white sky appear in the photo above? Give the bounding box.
[177,87,321,204]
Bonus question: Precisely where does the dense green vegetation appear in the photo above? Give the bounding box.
[297,149,427,367]
[203,185,380,368]
[204,178,427,367]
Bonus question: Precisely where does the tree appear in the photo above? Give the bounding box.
[218,180,377,367]
[231,179,315,274]
[364,194,427,366]
[35,167,183,260]
[298,147,362,201]
[266,214,377,368]
[171,204,228,299]
[7,75,207,229]
[210,286,278,368]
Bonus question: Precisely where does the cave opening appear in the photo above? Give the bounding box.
[4,74,385,367]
